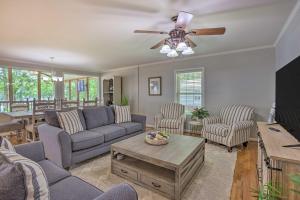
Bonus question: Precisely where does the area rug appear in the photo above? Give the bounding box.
[71,143,237,200]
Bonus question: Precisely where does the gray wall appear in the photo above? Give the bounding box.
[276,3,300,70]
[102,47,276,139]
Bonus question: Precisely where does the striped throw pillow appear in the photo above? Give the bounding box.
[0,136,15,152]
[0,148,50,200]
[115,106,131,124]
[57,110,84,134]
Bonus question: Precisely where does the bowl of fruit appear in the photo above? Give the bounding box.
[145,131,170,145]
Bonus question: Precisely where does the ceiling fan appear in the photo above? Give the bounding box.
[134,11,226,57]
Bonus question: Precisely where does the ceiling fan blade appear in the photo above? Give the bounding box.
[190,27,226,35]
[176,11,193,29]
[134,30,169,34]
[150,39,166,49]
[185,37,197,48]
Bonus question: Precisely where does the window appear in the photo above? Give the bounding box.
[64,74,98,101]
[40,73,54,100]
[0,67,8,101]
[12,69,38,100]
[175,69,204,113]
[88,78,98,100]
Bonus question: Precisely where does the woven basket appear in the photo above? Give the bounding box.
[145,137,169,146]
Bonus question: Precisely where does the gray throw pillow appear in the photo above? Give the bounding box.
[0,153,26,200]
[83,106,109,129]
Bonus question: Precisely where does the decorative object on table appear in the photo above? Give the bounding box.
[191,107,209,122]
[133,11,226,58]
[145,131,170,145]
[267,102,276,124]
[120,96,129,106]
[154,102,185,134]
[148,77,161,96]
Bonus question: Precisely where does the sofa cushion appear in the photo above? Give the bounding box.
[83,107,109,129]
[38,160,71,186]
[71,131,105,151]
[106,106,115,124]
[44,110,87,130]
[90,125,126,142]
[49,176,103,200]
[202,123,230,137]
[57,110,84,134]
[116,122,143,134]
[160,119,181,129]
[0,153,26,200]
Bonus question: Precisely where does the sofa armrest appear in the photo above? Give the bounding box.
[154,113,163,129]
[131,114,146,131]
[93,184,138,200]
[202,116,221,126]
[38,124,72,168]
[15,141,45,162]
[231,120,254,131]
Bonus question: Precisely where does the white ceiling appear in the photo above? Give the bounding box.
[0,0,297,72]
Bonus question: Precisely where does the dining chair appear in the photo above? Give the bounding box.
[25,98,56,141]
[83,97,98,108]
[0,113,24,141]
[60,98,79,111]
[10,98,30,112]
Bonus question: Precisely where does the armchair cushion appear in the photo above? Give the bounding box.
[232,120,254,131]
[160,119,181,129]
[202,123,230,137]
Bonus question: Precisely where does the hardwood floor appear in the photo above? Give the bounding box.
[9,133,258,200]
[230,141,258,200]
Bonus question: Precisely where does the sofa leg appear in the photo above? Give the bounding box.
[227,147,232,153]
[205,139,208,143]
[243,142,248,147]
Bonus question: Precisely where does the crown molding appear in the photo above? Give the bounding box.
[102,45,274,73]
[274,0,300,46]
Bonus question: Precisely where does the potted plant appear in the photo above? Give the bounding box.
[252,182,284,200]
[191,107,209,122]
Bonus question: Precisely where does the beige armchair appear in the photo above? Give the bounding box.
[154,103,185,134]
[201,105,255,152]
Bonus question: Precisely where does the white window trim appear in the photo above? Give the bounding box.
[174,67,205,108]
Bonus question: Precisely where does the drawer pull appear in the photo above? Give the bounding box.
[121,169,128,174]
[152,182,161,188]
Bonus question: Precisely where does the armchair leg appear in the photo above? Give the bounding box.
[227,147,232,153]
[205,139,208,143]
[243,142,248,147]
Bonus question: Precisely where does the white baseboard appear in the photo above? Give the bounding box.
[249,137,258,142]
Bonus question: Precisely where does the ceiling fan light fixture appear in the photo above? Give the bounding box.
[160,45,171,54]
[167,49,178,58]
[176,42,187,51]
[182,47,194,55]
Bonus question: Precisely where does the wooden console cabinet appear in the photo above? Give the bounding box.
[257,122,300,199]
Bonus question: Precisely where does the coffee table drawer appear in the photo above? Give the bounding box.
[140,174,174,196]
[112,165,138,181]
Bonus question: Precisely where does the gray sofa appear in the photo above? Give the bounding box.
[38,106,146,168]
[13,141,138,200]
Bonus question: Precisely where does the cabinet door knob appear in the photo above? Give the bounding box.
[152,182,161,188]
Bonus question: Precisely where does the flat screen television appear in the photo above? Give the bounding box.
[276,55,300,142]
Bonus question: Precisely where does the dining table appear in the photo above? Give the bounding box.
[4,111,44,119]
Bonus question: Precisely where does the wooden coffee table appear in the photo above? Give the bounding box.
[111,133,205,200]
